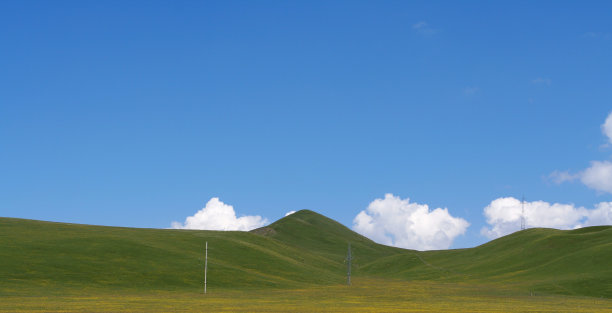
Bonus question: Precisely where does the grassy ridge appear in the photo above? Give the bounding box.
[1,210,611,299]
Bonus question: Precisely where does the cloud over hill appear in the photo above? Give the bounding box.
[171,197,267,231]
[352,194,469,250]
[481,197,612,239]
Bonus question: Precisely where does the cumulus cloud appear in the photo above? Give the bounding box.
[284,210,296,217]
[481,197,612,239]
[550,112,612,194]
[352,194,469,250]
[588,202,612,225]
[581,161,612,194]
[171,197,267,231]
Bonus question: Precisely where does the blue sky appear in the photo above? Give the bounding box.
[1,1,611,249]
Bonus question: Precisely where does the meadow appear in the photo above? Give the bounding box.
[3,280,611,312]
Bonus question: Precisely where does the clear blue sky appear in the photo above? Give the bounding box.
[1,1,611,249]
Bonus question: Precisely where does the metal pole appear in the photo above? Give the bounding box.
[204,241,208,294]
[347,243,352,286]
[521,196,524,230]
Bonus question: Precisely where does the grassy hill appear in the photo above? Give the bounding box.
[0,212,345,293]
[418,226,612,297]
[1,210,611,299]
[251,210,402,264]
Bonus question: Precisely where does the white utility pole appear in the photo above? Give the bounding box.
[204,241,208,294]
[521,196,526,230]
[346,243,352,286]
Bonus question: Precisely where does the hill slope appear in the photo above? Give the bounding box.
[0,213,347,293]
[1,210,611,298]
[419,226,612,297]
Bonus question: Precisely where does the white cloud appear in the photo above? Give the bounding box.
[550,112,612,194]
[551,161,612,194]
[413,21,436,36]
[602,112,612,144]
[352,194,469,250]
[532,77,552,86]
[548,170,579,184]
[581,161,612,194]
[481,197,612,239]
[587,202,612,225]
[284,210,296,217]
[171,197,267,231]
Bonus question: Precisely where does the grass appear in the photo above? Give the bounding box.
[1,210,612,312]
[3,279,611,312]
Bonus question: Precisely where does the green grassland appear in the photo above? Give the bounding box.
[1,210,611,312]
